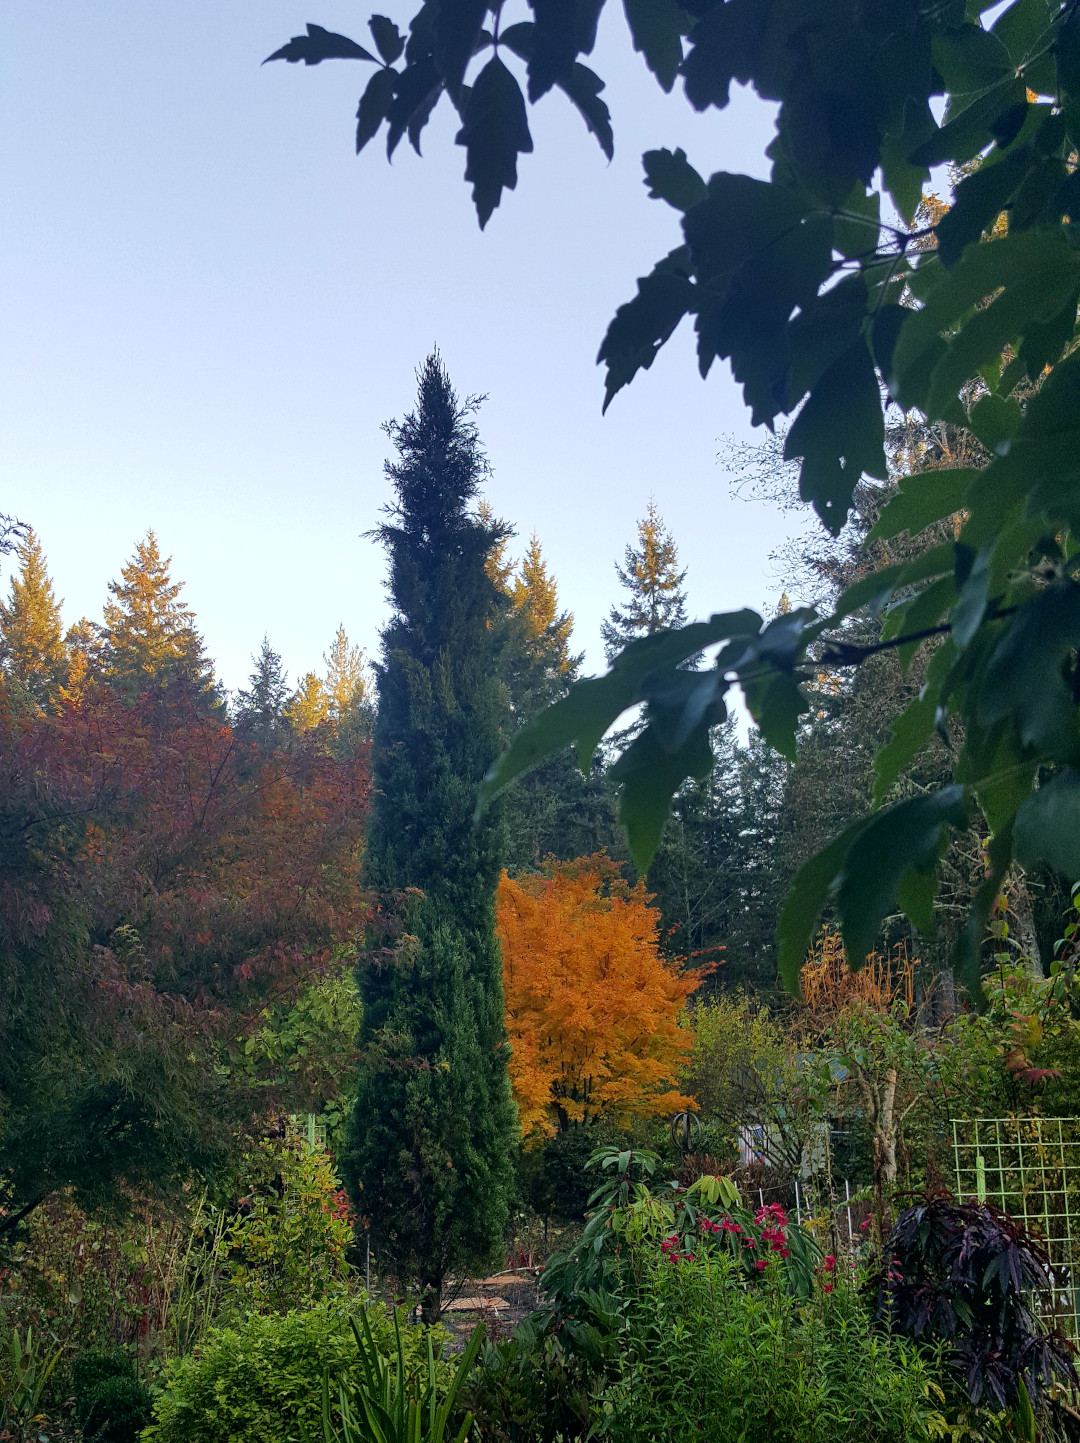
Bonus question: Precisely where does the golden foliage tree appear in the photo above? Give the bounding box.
[0,528,67,706]
[497,855,703,1139]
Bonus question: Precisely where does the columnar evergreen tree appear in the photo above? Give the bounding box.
[0,529,67,707]
[100,532,217,703]
[342,355,516,1322]
[600,500,688,662]
[234,637,291,751]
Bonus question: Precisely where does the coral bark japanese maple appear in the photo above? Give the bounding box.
[497,855,704,1139]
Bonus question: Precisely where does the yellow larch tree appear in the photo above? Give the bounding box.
[497,854,705,1140]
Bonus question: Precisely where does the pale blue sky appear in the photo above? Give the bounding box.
[1,2,806,692]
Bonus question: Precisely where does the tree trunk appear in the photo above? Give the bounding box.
[419,1275,442,1326]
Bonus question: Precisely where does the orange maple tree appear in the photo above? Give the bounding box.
[497,854,706,1140]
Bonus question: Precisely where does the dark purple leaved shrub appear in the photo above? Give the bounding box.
[876,1193,1076,1410]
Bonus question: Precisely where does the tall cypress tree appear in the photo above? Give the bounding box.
[343,355,516,1322]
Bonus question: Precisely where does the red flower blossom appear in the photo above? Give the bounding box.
[754,1259,768,1272]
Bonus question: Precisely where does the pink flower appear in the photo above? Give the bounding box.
[720,1219,742,1234]
[755,1203,788,1228]
[823,1254,836,1272]
[821,1281,834,1293]
[754,1259,768,1272]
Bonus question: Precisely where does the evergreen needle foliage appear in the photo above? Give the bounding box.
[342,354,516,1323]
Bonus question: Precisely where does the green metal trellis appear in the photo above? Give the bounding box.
[953,1116,1080,1341]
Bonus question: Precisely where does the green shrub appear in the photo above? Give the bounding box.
[215,1136,352,1317]
[71,1348,152,1443]
[143,1300,444,1443]
[599,1251,936,1443]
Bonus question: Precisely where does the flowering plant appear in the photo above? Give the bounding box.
[614,1179,822,1298]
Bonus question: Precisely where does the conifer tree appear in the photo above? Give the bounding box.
[235,637,291,750]
[487,526,616,870]
[509,534,580,714]
[0,529,67,706]
[288,672,330,732]
[100,532,217,702]
[61,618,101,702]
[342,355,516,1322]
[600,500,688,662]
[323,624,373,754]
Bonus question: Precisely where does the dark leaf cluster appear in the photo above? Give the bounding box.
[876,1193,1077,1410]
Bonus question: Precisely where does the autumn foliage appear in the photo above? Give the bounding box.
[497,855,705,1140]
[0,675,370,1227]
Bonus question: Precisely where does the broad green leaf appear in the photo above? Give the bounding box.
[954,822,1014,1002]
[885,574,957,670]
[434,0,488,93]
[610,716,716,870]
[785,339,887,535]
[525,0,579,100]
[909,80,1027,168]
[356,67,397,152]
[837,787,968,965]
[931,24,1012,93]
[695,214,834,423]
[739,670,808,762]
[880,98,935,222]
[1017,283,1080,380]
[896,865,939,934]
[950,544,992,650]
[643,148,707,211]
[834,185,881,262]
[867,468,976,543]
[872,643,956,807]
[892,229,1080,415]
[681,173,804,290]
[935,146,1032,266]
[385,57,441,158]
[680,2,734,111]
[977,580,1080,762]
[777,823,869,995]
[623,0,690,91]
[598,247,697,410]
[828,541,955,625]
[455,57,534,227]
[967,393,1022,454]
[264,23,378,65]
[1014,768,1080,880]
[369,15,406,64]
[557,63,614,160]
[991,0,1058,88]
[1019,346,1080,521]
[477,610,761,809]
[640,666,728,752]
[787,274,869,410]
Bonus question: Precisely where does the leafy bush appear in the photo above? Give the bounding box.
[601,1250,935,1443]
[144,1300,444,1443]
[72,1349,152,1443]
[215,1136,352,1316]
[0,1325,62,1443]
[327,1313,482,1443]
[876,1195,1077,1412]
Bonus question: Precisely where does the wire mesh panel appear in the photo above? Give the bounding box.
[953,1117,1080,1341]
